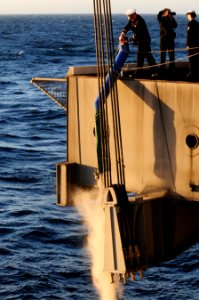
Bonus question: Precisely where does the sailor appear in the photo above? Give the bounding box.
[157,8,177,71]
[119,8,157,77]
[186,10,199,80]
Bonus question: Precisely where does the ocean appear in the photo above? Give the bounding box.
[0,14,198,300]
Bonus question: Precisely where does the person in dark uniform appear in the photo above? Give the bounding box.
[186,10,199,80]
[157,8,177,71]
[119,9,157,76]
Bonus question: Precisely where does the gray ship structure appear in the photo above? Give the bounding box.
[32,0,199,283]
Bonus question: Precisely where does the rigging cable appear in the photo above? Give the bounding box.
[93,0,125,187]
[93,0,111,187]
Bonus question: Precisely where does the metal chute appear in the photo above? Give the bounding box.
[103,185,144,282]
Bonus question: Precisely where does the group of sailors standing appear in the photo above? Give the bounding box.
[119,8,199,80]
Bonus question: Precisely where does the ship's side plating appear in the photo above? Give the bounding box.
[53,66,199,280]
[64,68,199,201]
[32,63,199,280]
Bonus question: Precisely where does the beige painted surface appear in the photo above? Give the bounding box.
[67,74,199,201]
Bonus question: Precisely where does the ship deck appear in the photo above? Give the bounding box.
[67,61,199,83]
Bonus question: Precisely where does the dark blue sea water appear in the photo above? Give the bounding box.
[0,14,198,299]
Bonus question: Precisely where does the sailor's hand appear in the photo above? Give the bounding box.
[119,32,125,41]
[119,33,126,45]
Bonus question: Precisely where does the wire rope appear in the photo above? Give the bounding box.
[93,0,125,187]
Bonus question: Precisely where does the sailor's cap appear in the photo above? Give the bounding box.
[163,8,170,13]
[125,8,136,16]
[186,10,196,17]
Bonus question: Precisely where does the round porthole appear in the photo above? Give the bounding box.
[186,134,199,149]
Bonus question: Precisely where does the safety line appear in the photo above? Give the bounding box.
[123,51,199,71]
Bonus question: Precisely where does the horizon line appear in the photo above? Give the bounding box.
[0,12,187,15]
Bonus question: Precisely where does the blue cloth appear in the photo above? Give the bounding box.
[94,43,129,110]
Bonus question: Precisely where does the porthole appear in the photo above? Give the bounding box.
[186,134,199,149]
